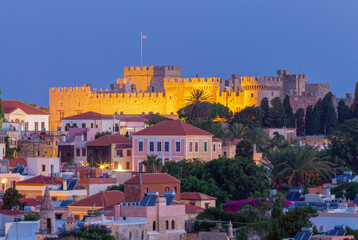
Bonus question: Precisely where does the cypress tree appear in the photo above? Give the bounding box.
[294,108,305,136]
[260,97,269,127]
[319,92,338,135]
[311,105,321,135]
[350,82,358,117]
[266,97,287,128]
[283,95,295,128]
[338,99,353,124]
[305,105,314,135]
[0,90,4,131]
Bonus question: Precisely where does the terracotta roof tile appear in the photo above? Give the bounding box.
[2,100,49,115]
[63,111,120,120]
[6,158,27,169]
[172,200,204,213]
[212,138,222,143]
[69,191,124,208]
[0,141,4,144]
[0,210,24,216]
[86,135,131,147]
[17,175,62,185]
[132,120,213,136]
[125,173,180,184]
[181,192,217,200]
[20,198,42,207]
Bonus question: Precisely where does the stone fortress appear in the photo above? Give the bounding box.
[49,65,334,130]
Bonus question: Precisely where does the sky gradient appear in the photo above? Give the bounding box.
[0,1,357,106]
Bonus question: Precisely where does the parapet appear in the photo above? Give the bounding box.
[164,77,221,87]
[50,84,92,93]
[277,70,291,76]
[124,65,181,77]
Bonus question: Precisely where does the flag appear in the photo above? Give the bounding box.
[142,35,147,39]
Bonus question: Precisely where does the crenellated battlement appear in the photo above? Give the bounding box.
[164,77,221,85]
[89,91,166,99]
[241,76,283,87]
[50,84,92,93]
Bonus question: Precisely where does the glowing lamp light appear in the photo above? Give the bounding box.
[115,164,125,172]
[99,165,106,169]
[1,179,6,184]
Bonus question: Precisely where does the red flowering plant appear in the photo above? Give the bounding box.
[223,198,292,213]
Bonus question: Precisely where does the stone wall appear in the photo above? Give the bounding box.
[18,140,57,158]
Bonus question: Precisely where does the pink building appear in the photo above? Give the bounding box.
[131,120,222,172]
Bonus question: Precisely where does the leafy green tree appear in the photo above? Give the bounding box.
[337,99,353,124]
[265,97,287,128]
[108,184,124,192]
[210,103,233,121]
[190,119,225,137]
[305,105,314,135]
[24,213,40,221]
[260,97,270,127]
[177,89,212,121]
[95,131,112,139]
[268,205,318,240]
[142,155,163,173]
[331,182,358,200]
[283,95,295,128]
[350,82,358,117]
[1,188,22,210]
[162,158,204,179]
[227,122,247,138]
[235,140,253,159]
[233,106,264,129]
[145,114,171,126]
[0,90,4,130]
[50,224,115,240]
[243,127,270,152]
[294,108,305,136]
[329,119,358,171]
[261,150,287,188]
[278,145,333,187]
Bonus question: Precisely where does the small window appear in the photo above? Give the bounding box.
[175,142,181,152]
[189,142,193,152]
[144,188,149,194]
[251,93,254,97]
[117,150,123,157]
[139,162,144,172]
[205,203,210,209]
[164,142,170,152]
[129,232,132,240]
[141,231,145,240]
[82,148,86,156]
[138,141,144,152]
[171,220,175,230]
[166,220,169,230]
[157,142,162,152]
[153,221,156,231]
[126,162,130,169]
[91,123,94,128]
[149,142,155,152]
[74,215,80,221]
[127,150,132,156]
[165,187,169,192]
[195,142,198,153]
[76,149,80,157]
[81,123,86,128]
[271,92,274,96]
[42,165,46,172]
[204,142,208,152]
[213,144,216,152]
[218,144,221,148]
[173,187,177,194]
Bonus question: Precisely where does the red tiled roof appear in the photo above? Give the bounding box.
[86,135,131,147]
[212,138,222,143]
[17,175,62,185]
[21,198,42,207]
[69,191,124,208]
[0,141,4,144]
[132,120,213,136]
[180,192,217,200]
[125,173,180,184]
[63,111,120,120]
[2,100,49,115]
[348,202,357,207]
[6,158,27,169]
[172,200,204,213]
[0,210,24,216]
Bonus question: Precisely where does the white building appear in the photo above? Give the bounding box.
[2,100,50,131]
[61,111,120,134]
[0,141,4,160]
[27,158,61,176]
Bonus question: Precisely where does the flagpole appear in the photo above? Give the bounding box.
[141,32,143,66]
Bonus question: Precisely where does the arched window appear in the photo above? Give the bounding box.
[129,231,132,240]
[153,221,156,231]
[141,230,145,240]
[166,220,169,230]
[171,220,175,230]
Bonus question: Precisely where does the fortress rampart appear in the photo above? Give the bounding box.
[49,66,330,130]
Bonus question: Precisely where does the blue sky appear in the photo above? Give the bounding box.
[0,1,357,106]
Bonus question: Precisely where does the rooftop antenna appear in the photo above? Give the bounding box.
[299,61,301,74]
[141,32,147,66]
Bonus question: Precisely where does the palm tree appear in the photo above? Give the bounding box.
[178,89,212,121]
[243,127,270,152]
[277,145,333,188]
[142,154,163,173]
[228,122,248,138]
[261,150,288,189]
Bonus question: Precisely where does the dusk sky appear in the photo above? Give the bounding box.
[1,1,357,106]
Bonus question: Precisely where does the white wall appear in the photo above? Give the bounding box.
[0,143,4,160]
[27,158,61,176]
[88,184,115,196]
[25,114,49,131]
[62,119,120,133]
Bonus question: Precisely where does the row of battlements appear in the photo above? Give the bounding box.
[240,76,283,85]
[124,65,181,72]
[50,85,92,92]
[89,91,166,99]
[164,77,222,84]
